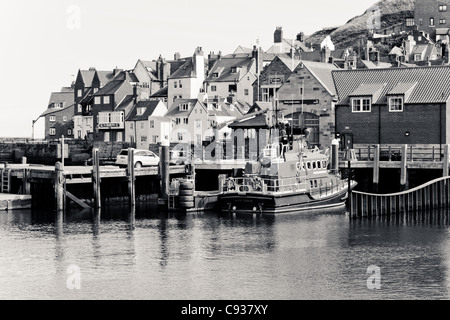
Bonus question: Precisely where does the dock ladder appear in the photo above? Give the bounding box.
[1,167,11,193]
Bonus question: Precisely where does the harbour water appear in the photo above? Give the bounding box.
[1,205,450,300]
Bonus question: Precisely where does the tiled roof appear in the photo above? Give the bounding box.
[278,56,301,71]
[349,83,387,103]
[165,99,204,118]
[96,71,115,85]
[80,70,96,87]
[115,95,135,111]
[206,56,255,82]
[126,100,164,121]
[169,58,196,79]
[41,91,75,117]
[333,65,450,105]
[94,80,126,96]
[150,86,168,98]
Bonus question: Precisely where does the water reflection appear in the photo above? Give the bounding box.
[2,205,450,299]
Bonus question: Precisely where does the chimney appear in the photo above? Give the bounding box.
[321,46,331,63]
[296,32,305,43]
[113,67,123,75]
[274,26,283,43]
[174,52,181,60]
[227,94,236,105]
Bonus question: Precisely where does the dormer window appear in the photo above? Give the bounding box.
[179,103,190,111]
[103,96,110,104]
[388,97,404,112]
[137,107,146,115]
[351,97,371,112]
[53,102,64,108]
[231,67,238,73]
[212,73,219,78]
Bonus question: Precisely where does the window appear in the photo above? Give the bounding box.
[63,116,67,122]
[68,129,72,135]
[180,103,190,111]
[174,81,178,88]
[93,88,98,93]
[351,98,371,112]
[178,132,184,141]
[150,120,155,128]
[211,85,217,92]
[414,53,422,61]
[77,89,83,97]
[195,119,201,129]
[212,73,218,78]
[78,104,82,113]
[439,5,447,12]
[406,18,415,26]
[299,88,303,95]
[175,118,181,125]
[231,67,237,73]
[103,96,110,104]
[49,116,56,122]
[244,89,249,96]
[152,136,158,143]
[389,97,404,112]
[130,123,134,130]
[430,18,435,26]
[141,136,147,142]
[94,97,101,104]
[137,107,146,115]
[179,80,182,88]
[49,128,56,136]
[440,19,446,24]
[140,123,144,130]
[183,118,188,124]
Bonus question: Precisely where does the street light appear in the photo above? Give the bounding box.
[32,116,41,141]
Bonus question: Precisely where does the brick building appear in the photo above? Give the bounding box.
[333,65,450,149]
[276,60,339,148]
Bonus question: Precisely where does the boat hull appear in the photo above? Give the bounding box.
[218,187,351,215]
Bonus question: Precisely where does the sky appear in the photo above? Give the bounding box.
[0,0,378,138]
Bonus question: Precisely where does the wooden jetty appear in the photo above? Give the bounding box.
[0,146,188,213]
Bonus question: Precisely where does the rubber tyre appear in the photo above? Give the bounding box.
[179,201,195,208]
[178,196,194,202]
[135,162,142,168]
[179,189,194,196]
[180,182,194,190]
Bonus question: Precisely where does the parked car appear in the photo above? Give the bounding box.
[115,149,160,168]
[169,150,190,165]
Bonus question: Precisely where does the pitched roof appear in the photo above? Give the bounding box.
[94,80,127,96]
[79,70,96,87]
[278,55,302,71]
[301,60,339,96]
[169,58,198,79]
[165,99,205,118]
[95,71,116,86]
[150,85,168,98]
[115,95,135,111]
[333,65,450,105]
[206,56,255,82]
[41,91,75,117]
[126,100,165,121]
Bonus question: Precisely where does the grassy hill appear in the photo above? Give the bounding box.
[305,0,414,50]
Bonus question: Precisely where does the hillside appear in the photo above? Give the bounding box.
[305,0,414,50]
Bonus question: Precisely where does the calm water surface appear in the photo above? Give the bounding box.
[1,205,450,300]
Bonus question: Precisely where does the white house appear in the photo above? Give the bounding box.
[125,100,169,149]
[167,47,206,105]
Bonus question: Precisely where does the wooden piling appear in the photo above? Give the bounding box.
[160,141,170,201]
[400,144,408,190]
[55,162,65,212]
[373,144,380,192]
[92,148,101,210]
[127,148,135,208]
